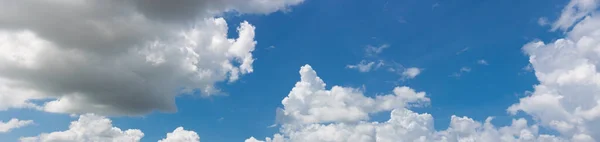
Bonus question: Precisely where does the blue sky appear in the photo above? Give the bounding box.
[3,0,600,141]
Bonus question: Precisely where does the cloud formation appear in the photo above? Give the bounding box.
[20,114,144,142]
[401,67,422,79]
[275,65,430,125]
[0,118,33,133]
[248,65,566,142]
[508,1,600,139]
[159,127,200,142]
[0,0,304,115]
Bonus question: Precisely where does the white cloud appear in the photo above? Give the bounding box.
[401,67,421,79]
[20,114,144,142]
[0,118,33,133]
[276,65,430,125]
[478,59,489,65]
[159,127,200,142]
[346,60,384,73]
[248,65,566,142]
[508,0,600,140]
[0,0,304,115]
[551,0,597,31]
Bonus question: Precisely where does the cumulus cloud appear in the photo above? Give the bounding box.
[20,114,144,142]
[507,0,600,140]
[346,60,384,73]
[159,127,200,142]
[401,67,422,79]
[0,118,33,133]
[0,0,304,115]
[248,65,565,142]
[276,65,430,125]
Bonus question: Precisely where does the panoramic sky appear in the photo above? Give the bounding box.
[2,0,600,142]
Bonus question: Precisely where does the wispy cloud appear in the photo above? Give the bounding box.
[365,44,390,56]
[346,60,384,73]
[450,67,471,78]
[456,47,469,55]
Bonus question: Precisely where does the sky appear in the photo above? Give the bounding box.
[3,0,600,142]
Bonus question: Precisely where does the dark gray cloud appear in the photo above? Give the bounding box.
[0,0,304,115]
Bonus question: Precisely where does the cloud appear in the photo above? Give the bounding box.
[508,0,600,140]
[401,67,422,79]
[477,59,489,65]
[346,60,384,73]
[0,0,304,115]
[276,65,430,125]
[158,127,200,142]
[365,44,389,56]
[20,114,144,142]
[551,0,597,31]
[538,17,550,26]
[0,118,33,133]
[247,65,566,142]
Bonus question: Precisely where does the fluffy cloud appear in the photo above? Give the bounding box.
[0,0,304,115]
[506,0,600,140]
[0,118,33,133]
[248,65,565,142]
[159,127,200,142]
[401,67,422,79]
[20,114,144,142]
[276,65,430,125]
[509,15,600,141]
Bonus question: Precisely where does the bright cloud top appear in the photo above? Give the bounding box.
[248,65,571,142]
[20,114,144,142]
[276,65,430,124]
[159,127,200,142]
[0,0,304,115]
[508,1,600,139]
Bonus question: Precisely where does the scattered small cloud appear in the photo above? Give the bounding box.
[460,67,472,72]
[346,60,384,73]
[218,117,224,122]
[365,44,390,56]
[451,67,471,78]
[477,59,489,65]
[456,47,469,55]
[402,67,422,79]
[538,17,550,26]
[267,45,276,49]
